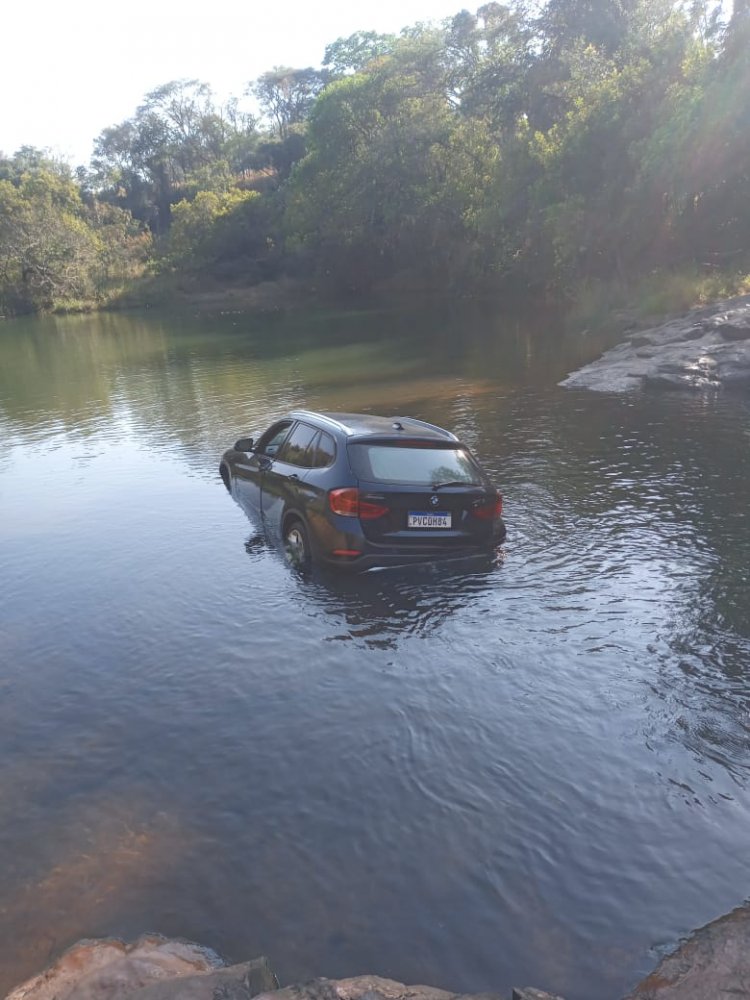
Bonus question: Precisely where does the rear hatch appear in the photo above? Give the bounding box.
[347,439,498,547]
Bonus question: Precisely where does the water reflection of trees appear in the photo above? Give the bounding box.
[0,303,615,468]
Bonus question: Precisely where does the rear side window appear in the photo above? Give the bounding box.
[348,443,480,485]
[278,422,318,467]
[311,430,336,468]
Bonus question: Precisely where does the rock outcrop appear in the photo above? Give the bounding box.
[624,904,750,1000]
[2,942,559,1000]
[3,937,275,1000]
[251,978,559,1000]
[560,294,750,392]
[7,905,750,1000]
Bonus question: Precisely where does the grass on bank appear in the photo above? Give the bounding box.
[567,266,750,334]
[9,259,749,332]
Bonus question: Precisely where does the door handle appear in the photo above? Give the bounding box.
[289,473,299,480]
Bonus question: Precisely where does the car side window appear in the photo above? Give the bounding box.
[277,422,318,467]
[311,430,336,468]
[256,421,292,457]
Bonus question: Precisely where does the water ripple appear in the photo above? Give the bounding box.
[1,312,749,1000]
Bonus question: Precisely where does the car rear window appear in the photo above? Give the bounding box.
[348,443,481,485]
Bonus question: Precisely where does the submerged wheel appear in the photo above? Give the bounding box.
[219,463,231,491]
[284,518,311,571]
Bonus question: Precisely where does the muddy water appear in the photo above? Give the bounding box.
[0,304,748,999]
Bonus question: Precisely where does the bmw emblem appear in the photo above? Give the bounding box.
[430,495,439,506]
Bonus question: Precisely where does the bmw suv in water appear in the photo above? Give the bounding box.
[220,411,506,570]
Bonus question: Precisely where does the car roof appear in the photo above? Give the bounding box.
[289,410,458,442]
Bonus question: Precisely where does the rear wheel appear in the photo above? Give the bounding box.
[284,518,311,571]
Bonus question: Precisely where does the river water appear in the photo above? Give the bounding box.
[0,304,748,999]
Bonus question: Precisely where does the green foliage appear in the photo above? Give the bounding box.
[567,266,750,334]
[492,0,739,290]
[255,131,308,181]
[277,0,746,298]
[633,29,750,266]
[0,150,149,315]
[323,31,397,76]
[91,80,259,233]
[284,25,521,291]
[8,0,747,313]
[251,67,327,138]
[167,188,274,272]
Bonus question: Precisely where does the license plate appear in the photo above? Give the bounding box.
[408,511,451,529]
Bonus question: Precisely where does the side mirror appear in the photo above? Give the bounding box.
[234,437,254,452]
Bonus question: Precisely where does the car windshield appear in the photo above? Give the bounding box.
[348,443,481,486]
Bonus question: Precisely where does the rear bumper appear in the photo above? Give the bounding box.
[320,518,506,571]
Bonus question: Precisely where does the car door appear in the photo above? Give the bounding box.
[260,421,320,534]
[286,429,338,551]
[233,420,293,514]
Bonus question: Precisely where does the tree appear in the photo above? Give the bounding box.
[631,15,750,268]
[91,80,258,232]
[250,67,328,138]
[725,0,750,55]
[445,4,533,135]
[167,188,279,282]
[0,154,94,311]
[284,57,496,291]
[322,31,397,76]
[0,151,148,314]
[61,1,747,299]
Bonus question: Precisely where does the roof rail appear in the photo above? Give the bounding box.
[290,409,352,434]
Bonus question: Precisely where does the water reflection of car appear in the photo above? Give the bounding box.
[220,410,506,571]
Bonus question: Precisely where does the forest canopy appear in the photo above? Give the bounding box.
[1,0,748,314]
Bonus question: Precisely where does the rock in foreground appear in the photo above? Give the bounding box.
[253,978,560,1000]
[7,905,750,1000]
[3,941,559,1000]
[561,294,750,392]
[624,905,750,1000]
[4,937,275,1000]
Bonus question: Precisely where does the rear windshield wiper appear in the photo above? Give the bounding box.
[431,480,478,489]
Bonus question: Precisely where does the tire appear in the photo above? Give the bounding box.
[284,518,311,571]
[219,463,231,491]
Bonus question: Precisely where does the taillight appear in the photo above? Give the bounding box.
[472,494,503,520]
[329,488,389,520]
[328,487,359,516]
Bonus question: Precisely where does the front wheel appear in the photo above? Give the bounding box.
[284,518,311,571]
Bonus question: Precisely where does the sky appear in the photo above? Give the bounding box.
[3,0,466,167]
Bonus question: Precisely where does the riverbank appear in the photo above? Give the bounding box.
[3,258,747,333]
[7,905,750,1000]
[108,272,318,315]
[114,266,750,324]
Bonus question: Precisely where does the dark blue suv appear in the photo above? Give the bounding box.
[220,410,506,570]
